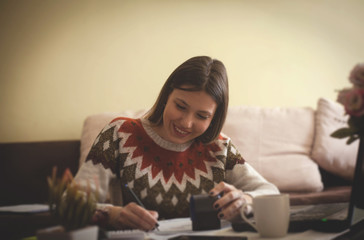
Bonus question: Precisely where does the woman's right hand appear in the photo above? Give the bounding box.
[108,203,159,231]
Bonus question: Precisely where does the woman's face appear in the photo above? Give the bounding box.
[156,86,217,144]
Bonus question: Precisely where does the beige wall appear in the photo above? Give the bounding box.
[1,0,363,143]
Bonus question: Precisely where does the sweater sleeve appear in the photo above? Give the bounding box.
[74,120,123,203]
[224,140,280,198]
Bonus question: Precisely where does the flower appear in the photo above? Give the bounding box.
[331,63,364,144]
[337,88,364,117]
[349,63,364,88]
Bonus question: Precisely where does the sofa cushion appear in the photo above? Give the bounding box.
[222,106,323,193]
[311,98,359,181]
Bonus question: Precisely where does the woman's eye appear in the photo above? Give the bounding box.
[197,114,209,120]
[176,103,186,110]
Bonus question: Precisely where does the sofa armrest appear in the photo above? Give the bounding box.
[0,140,80,206]
[288,186,351,206]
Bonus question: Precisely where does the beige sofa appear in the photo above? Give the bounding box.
[78,98,358,205]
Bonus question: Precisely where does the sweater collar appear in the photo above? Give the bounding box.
[140,118,193,152]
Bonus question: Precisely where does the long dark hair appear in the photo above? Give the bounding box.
[145,56,229,143]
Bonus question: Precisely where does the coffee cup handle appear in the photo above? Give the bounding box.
[240,203,258,231]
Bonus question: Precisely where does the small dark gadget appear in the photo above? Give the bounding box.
[190,194,221,231]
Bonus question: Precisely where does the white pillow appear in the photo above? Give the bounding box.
[311,98,359,180]
[222,106,323,193]
[79,110,146,166]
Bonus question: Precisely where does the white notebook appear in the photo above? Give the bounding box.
[106,229,145,239]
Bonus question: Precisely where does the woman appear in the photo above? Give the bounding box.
[74,56,279,231]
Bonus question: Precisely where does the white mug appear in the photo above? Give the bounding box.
[240,194,290,238]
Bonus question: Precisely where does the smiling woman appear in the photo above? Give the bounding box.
[146,56,229,144]
[73,56,279,231]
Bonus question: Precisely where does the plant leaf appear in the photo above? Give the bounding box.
[331,128,355,139]
[347,135,359,144]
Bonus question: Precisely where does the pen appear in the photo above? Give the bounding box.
[124,184,160,231]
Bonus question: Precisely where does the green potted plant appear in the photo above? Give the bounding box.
[37,167,99,240]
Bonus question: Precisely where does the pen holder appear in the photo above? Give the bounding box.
[189,194,221,231]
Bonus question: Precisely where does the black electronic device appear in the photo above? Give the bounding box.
[189,194,221,231]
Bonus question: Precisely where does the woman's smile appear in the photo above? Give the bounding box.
[173,124,190,137]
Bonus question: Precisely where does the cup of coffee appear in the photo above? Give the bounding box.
[240,194,290,238]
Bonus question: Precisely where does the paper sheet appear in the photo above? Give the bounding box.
[0,204,49,214]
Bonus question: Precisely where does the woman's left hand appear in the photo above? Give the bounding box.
[209,181,252,222]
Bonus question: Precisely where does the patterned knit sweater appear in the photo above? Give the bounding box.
[74,117,279,219]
